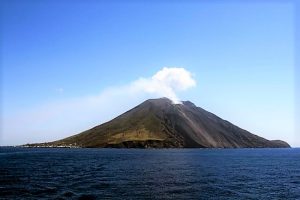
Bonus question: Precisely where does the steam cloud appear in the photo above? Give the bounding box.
[131,67,196,104]
[2,67,196,145]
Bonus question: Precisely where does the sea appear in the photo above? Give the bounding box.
[0,147,299,200]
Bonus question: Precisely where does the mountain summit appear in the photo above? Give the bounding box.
[29,98,290,148]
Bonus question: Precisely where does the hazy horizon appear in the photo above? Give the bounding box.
[1,1,298,147]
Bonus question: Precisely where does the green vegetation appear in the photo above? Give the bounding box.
[26,98,290,148]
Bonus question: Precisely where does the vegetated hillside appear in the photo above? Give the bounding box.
[28,98,290,148]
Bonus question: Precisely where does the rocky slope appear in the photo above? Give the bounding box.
[26,98,290,148]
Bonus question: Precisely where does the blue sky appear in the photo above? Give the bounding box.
[1,1,297,146]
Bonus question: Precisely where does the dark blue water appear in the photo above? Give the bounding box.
[0,148,299,200]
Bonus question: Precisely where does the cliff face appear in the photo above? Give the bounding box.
[29,98,290,148]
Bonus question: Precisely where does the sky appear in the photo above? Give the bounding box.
[1,0,298,146]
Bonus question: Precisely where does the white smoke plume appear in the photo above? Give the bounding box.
[131,67,196,104]
[2,67,196,145]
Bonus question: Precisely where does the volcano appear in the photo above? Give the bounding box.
[28,98,290,148]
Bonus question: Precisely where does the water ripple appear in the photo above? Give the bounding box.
[0,148,300,199]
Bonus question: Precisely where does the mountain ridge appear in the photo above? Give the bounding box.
[25,98,290,148]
